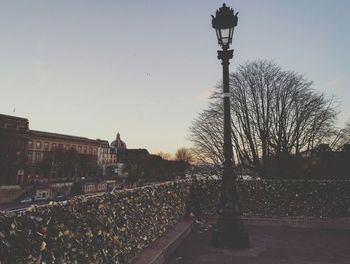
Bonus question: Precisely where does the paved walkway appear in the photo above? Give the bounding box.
[168,222,350,264]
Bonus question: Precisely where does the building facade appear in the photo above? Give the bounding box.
[26,130,99,183]
[0,114,29,184]
[96,139,117,166]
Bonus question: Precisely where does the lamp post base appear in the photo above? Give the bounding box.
[211,215,250,249]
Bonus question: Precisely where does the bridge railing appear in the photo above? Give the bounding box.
[1,178,350,263]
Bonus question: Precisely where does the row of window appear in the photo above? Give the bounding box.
[27,151,45,163]
[98,159,117,165]
[100,158,113,161]
[1,122,28,131]
[99,148,112,154]
[28,140,97,154]
[84,183,107,193]
[28,150,101,164]
[100,153,116,158]
[97,183,107,191]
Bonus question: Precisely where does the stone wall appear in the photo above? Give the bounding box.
[0,185,29,204]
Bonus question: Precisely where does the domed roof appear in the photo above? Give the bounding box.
[111,132,127,150]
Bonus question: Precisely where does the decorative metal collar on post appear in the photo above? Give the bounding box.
[211,3,250,249]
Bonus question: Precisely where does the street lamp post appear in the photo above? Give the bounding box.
[211,3,249,249]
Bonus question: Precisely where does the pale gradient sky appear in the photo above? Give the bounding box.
[1,0,349,154]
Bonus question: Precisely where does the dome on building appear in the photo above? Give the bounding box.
[111,132,127,150]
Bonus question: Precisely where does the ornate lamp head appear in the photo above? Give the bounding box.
[212,3,238,49]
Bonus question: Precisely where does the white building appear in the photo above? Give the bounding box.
[96,139,117,167]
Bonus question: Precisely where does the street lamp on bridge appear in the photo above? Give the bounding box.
[211,3,250,249]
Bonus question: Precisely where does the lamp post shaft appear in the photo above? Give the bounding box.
[217,48,236,213]
[211,48,250,249]
[220,48,233,177]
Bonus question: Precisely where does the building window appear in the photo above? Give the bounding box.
[52,143,56,149]
[78,146,82,152]
[97,184,106,191]
[58,144,63,149]
[37,190,49,198]
[65,144,70,150]
[27,151,33,162]
[28,140,33,148]
[35,152,42,162]
[72,145,76,150]
[44,142,49,150]
[86,185,95,192]
[36,141,42,149]
[84,146,87,153]
[43,152,49,160]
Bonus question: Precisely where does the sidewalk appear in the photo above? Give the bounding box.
[168,221,350,264]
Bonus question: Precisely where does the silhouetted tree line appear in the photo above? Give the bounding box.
[144,155,184,182]
[36,149,97,181]
[190,60,350,179]
[137,148,195,182]
[174,147,194,176]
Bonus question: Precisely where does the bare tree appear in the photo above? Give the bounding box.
[174,148,194,164]
[156,152,173,160]
[189,104,225,173]
[174,148,194,177]
[324,121,350,151]
[190,60,337,178]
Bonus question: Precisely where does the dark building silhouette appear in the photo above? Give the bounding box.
[299,144,350,179]
[116,148,150,163]
[0,114,29,184]
[116,149,150,180]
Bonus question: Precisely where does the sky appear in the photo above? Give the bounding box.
[1,0,349,155]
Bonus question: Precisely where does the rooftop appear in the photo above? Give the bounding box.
[0,113,28,121]
[30,129,98,144]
